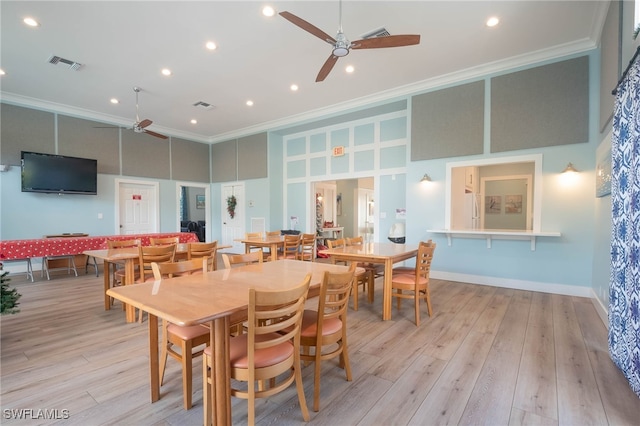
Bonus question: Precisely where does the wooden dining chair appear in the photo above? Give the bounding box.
[137,244,177,283]
[346,236,380,303]
[132,244,177,322]
[244,232,265,258]
[327,238,368,310]
[221,251,263,269]
[109,239,141,301]
[151,236,184,260]
[151,257,212,410]
[202,274,312,425]
[391,240,436,326]
[187,241,218,270]
[264,230,281,260]
[392,239,434,275]
[298,233,316,261]
[299,264,356,412]
[150,236,180,246]
[276,234,301,260]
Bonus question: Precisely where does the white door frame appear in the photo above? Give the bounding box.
[176,181,211,242]
[115,178,160,234]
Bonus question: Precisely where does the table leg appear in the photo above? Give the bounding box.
[212,316,231,425]
[148,313,160,402]
[124,258,136,323]
[270,243,278,262]
[103,261,112,310]
[382,259,393,320]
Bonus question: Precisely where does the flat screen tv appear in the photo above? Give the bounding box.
[21,151,98,195]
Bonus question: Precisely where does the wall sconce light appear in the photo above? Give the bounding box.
[562,162,578,173]
[420,173,432,183]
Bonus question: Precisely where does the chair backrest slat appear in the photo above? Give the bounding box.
[151,257,209,280]
[222,251,263,269]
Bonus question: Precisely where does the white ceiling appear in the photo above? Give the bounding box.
[1,1,609,143]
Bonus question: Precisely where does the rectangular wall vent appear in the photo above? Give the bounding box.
[48,55,82,70]
[361,27,391,39]
[193,101,216,110]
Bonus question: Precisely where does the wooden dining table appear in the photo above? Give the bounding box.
[239,235,286,261]
[84,243,230,322]
[106,259,348,425]
[319,242,418,320]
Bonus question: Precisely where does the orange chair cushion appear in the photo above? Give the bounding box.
[167,323,209,340]
[227,333,294,369]
[391,274,428,289]
[299,310,342,338]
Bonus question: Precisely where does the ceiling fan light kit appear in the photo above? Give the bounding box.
[279,0,420,82]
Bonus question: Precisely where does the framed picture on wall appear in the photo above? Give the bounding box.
[505,195,522,213]
[196,194,205,209]
[485,195,501,214]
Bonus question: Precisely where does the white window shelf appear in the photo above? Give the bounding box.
[426,229,561,251]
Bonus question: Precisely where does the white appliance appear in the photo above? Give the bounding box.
[464,193,481,229]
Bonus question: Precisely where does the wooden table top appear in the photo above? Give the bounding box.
[106,259,348,327]
[239,235,286,245]
[319,242,418,261]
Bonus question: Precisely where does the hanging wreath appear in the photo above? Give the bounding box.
[226,195,237,218]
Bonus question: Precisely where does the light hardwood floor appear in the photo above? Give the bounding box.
[1,264,639,425]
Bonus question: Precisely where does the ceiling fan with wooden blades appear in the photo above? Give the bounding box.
[94,86,168,139]
[280,0,420,82]
[130,86,167,139]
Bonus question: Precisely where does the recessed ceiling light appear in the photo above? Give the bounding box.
[345,65,355,73]
[262,6,275,17]
[246,100,254,106]
[161,68,172,76]
[190,119,197,124]
[110,98,119,104]
[290,84,299,91]
[486,17,500,27]
[23,17,39,27]
[206,41,217,50]
[0,69,6,76]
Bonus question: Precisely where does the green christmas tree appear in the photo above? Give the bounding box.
[1,263,22,315]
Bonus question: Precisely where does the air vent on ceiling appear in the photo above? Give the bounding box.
[360,27,391,39]
[48,55,83,71]
[193,101,216,110]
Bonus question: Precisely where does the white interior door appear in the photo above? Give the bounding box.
[116,180,159,235]
[221,183,245,252]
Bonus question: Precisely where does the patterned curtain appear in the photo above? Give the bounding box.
[609,50,640,397]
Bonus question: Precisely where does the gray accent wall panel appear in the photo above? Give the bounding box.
[171,137,210,182]
[411,81,485,160]
[58,115,120,175]
[1,104,55,165]
[238,133,267,180]
[600,1,620,132]
[491,56,589,153]
[121,131,170,179]
[211,139,237,182]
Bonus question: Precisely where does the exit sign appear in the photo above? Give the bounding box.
[332,146,345,156]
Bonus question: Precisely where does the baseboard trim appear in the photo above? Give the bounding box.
[590,288,609,328]
[431,270,592,297]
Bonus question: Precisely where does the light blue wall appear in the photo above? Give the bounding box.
[0,170,184,239]
[0,47,610,303]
